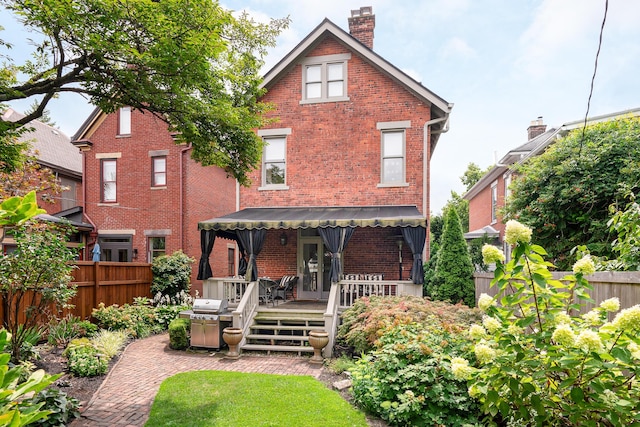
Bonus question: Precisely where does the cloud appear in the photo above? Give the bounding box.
[439,37,476,60]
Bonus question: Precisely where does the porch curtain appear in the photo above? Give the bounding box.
[197,229,216,280]
[237,240,248,277]
[402,226,426,284]
[236,229,266,282]
[319,226,355,283]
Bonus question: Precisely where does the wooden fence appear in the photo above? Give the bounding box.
[1,262,153,325]
[475,271,640,314]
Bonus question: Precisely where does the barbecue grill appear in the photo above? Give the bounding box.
[188,298,231,349]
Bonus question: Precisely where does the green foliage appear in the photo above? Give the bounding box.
[0,190,45,226]
[66,346,108,377]
[504,116,640,269]
[467,221,640,426]
[151,251,194,303]
[1,0,290,185]
[422,242,439,298]
[460,162,491,192]
[92,300,159,338]
[47,315,97,348]
[90,330,128,359]
[608,195,640,270]
[351,322,481,426]
[0,223,77,362]
[168,318,190,350]
[153,303,190,330]
[326,356,356,375]
[61,338,92,359]
[431,207,475,306]
[0,329,60,426]
[468,235,492,272]
[338,295,482,354]
[30,389,80,427]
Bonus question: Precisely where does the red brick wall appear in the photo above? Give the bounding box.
[82,109,236,296]
[241,37,431,211]
[467,177,506,239]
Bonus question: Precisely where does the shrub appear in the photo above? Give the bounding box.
[91,330,129,359]
[351,322,481,426]
[151,251,194,303]
[338,295,482,354]
[92,299,158,338]
[168,318,190,350]
[30,388,81,427]
[465,220,640,426]
[66,345,108,377]
[47,315,97,348]
[154,302,191,331]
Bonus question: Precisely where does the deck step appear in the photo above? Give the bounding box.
[249,324,318,331]
[246,334,309,342]
[241,343,314,353]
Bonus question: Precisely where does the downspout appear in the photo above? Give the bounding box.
[79,145,98,260]
[179,144,191,250]
[423,115,450,259]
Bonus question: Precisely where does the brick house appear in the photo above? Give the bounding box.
[72,107,236,290]
[1,108,91,258]
[463,108,640,258]
[198,7,452,306]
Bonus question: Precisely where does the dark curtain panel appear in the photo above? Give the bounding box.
[236,229,266,282]
[402,226,426,284]
[197,229,216,280]
[237,239,247,276]
[319,226,355,283]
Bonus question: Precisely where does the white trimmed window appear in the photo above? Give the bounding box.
[258,128,291,189]
[118,107,131,135]
[152,156,167,187]
[101,159,117,202]
[300,54,350,103]
[491,181,498,223]
[377,121,410,186]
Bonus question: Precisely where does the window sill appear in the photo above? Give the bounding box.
[258,185,290,191]
[97,203,119,206]
[377,182,409,188]
[150,186,167,190]
[116,134,131,138]
[299,96,350,105]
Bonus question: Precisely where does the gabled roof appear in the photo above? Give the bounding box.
[464,225,500,240]
[2,108,82,177]
[261,18,453,149]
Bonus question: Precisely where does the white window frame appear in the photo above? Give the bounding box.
[118,107,131,136]
[258,128,291,190]
[152,156,167,187]
[491,181,498,224]
[377,121,411,187]
[300,53,351,104]
[504,173,512,204]
[148,236,166,262]
[101,159,117,203]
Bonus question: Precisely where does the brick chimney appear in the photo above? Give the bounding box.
[527,116,546,140]
[348,6,375,49]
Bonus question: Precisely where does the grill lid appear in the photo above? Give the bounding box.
[192,298,228,314]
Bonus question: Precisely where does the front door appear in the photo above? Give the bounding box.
[297,237,330,299]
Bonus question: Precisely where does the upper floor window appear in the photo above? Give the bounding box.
[101,159,117,202]
[377,121,410,186]
[118,107,131,135]
[504,174,512,203]
[491,181,498,223]
[152,156,167,187]
[300,53,350,104]
[258,128,291,190]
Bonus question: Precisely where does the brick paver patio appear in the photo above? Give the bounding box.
[70,333,323,426]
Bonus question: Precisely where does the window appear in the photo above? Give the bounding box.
[228,247,235,277]
[149,237,165,261]
[101,159,117,202]
[381,130,405,183]
[119,107,131,135]
[152,156,166,187]
[60,177,77,210]
[491,181,498,223]
[300,54,350,103]
[504,174,512,203]
[258,128,291,189]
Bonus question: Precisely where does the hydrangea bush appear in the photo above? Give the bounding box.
[460,220,640,426]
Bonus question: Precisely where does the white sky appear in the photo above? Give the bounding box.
[3,0,639,214]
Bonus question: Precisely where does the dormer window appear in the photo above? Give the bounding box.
[300,53,351,104]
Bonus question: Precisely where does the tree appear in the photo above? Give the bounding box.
[460,162,490,192]
[431,208,475,307]
[504,116,640,269]
[0,222,77,362]
[0,0,289,185]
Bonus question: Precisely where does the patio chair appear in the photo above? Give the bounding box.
[273,275,298,302]
[258,278,276,306]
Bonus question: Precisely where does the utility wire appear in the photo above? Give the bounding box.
[579,0,609,155]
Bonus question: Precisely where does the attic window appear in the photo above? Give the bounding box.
[300,53,351,104]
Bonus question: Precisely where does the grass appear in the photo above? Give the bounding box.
[145,370,369,427]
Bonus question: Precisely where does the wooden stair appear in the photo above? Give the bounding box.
[241,308,325,355]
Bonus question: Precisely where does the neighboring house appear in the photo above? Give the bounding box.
[72,106,236,289]
[463,107,640,257]
[0,108,91,258]
[198,8,452,305]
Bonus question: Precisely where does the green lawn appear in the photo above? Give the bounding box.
[145,371,369,427]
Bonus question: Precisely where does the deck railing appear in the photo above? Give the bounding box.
[337,279,418,309]
[232,281,258,344]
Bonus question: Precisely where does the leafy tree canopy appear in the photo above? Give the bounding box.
[460,162,490,192]
[504,116,640,269]
[0,0,289,185]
